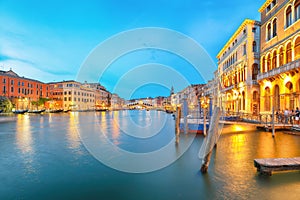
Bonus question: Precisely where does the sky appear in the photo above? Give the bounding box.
[0,0,265,99]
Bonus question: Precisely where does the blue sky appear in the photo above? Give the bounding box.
[0,0,265,99]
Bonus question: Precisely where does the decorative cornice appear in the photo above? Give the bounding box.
[216,19,260,59]
[259,0,273,13]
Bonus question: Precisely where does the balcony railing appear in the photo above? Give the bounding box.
[257,59,300,81]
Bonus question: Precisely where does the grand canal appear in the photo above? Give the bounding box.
[1,110,300,200]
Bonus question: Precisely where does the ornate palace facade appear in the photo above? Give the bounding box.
[217,19,261,114]
[258,0,300,113]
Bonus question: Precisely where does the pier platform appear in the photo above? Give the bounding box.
[254,157,300,175]
[256,124,292,131]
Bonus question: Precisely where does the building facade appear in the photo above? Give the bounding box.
[258,0,300,113]
[48,81,96,111]
[0,69,49,110]
[217,19,261,115]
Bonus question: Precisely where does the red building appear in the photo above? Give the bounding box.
[0,69,49,109]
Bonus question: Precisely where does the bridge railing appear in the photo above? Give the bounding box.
[222,111,296,125]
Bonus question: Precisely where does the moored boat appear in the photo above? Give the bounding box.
[48,109,64,113]
[28,109,46,114]
[12,109,28,114]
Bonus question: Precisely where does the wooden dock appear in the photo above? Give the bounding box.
[254,157,300,175]
[256,124,292,131]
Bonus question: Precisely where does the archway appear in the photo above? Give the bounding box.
[285,81,294,110]
[252,63,259,80]
[265,87,271,112]
[274,85,280,111]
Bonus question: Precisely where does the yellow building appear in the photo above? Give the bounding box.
[217,19,261,115]
[258,0,300,113]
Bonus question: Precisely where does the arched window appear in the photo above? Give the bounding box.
[286,5,293,28]
[267,23,272,40]
[272,18,277,37]
[272,51,277,69]
[274,85,280,111]
[262,56,266,73]
[242,91,245,110]
[295,37,300,60]
[279,47,284,66]
[295,0,300,21]
[286,42,292,63]
[252,63,259,80]
[265,87,271,111]
[253,41,257,52]
[253,91,258,101]
[267,54,271,71]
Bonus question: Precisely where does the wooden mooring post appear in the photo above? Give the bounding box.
[200,107,221,173]
[175,106,181,145]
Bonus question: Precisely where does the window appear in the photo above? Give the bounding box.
[279,47,284,66]
[286,43,292,63]
[18,88,20,94]
[22,82,24,86]
[11,80,14,85]
[272,18,277,37]
[69,97,71,101]
[265,87,271,111]
[295,37,300,60]
[11,87,14,93]
[3,86,6,93]
[295,0,300,21]
[267,23,272,40]
[286,6,292,28]
[252,64,259,80]
[64,97,67,101]
[252,27,257,33]
[3,78,6,83]
[267,54,271,71]
[243,44,247,55]
[252,41,257,52]
[272,51,277,69]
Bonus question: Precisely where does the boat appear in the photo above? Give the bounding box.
[28,109,46,114]
[95,108,108,112]
[12,109,28,114]
[179,118,209,134]
[48,109,64,113]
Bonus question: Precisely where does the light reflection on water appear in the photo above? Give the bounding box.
[0,111,300,200]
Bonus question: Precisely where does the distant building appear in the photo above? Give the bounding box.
[258,0,300,113]
[48,81,96,111]
[111,93,124,110]
[85,83,111,110]
[0,69,49,109]
[217,19,261,114]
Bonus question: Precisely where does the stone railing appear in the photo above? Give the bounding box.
[257,59,300,81]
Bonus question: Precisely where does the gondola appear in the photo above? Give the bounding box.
[28,109,46,114]
[12,109,28,114]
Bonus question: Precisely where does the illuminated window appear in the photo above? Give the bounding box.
[274,85,280,111]
[286,42,292,63]
[278,47,284,66]
[252,64,259,80]
[272,51,277,69]
[265,87,271,111]
[295,37,300,60]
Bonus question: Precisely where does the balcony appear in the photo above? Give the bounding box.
[257,59,300,81]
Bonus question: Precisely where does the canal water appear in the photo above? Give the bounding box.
[1,110,300,200]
